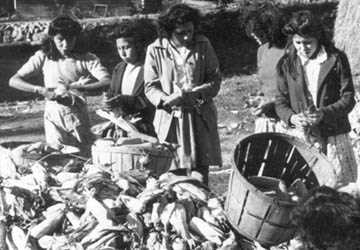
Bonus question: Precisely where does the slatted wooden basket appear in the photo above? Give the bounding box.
[225,132,337,247]
[92,142,173,179]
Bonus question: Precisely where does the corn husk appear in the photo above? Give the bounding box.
[189,217,225,245]
[30,204,66,239]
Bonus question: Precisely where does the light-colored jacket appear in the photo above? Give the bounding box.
[144,35,222,166]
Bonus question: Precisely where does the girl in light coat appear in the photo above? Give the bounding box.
[144,4,222,184]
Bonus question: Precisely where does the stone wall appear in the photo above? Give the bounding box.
[0,13,158,45]
[0,15,158,102]
[0,0,164,22]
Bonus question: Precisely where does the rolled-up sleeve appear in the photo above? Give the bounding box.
[17,50,45,78]
[144,45,167,108]
[84,53,110,81]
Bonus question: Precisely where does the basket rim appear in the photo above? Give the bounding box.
[232,132,332,163]
[91,144,173,157]
[231,132,336,186]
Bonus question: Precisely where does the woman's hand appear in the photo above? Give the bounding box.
[306,110,324,126]
[162,92,183,107]
[35,86,57,100]
[290,113,309,128]
[68,76,93,90]
[182,91,202,106]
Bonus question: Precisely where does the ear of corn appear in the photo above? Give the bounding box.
[0,141,245,249]
[86,197,114,226]
[189,217,225,245]
[30,204,66,239]
[117,194,145,214]
[173,183,208,202]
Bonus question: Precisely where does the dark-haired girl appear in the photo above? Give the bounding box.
[291,186,360,249]
[102,19,156,138]
[9,16,110,156]
[246,4,288,132]
[275,11,357,185]
[144,4,222,184]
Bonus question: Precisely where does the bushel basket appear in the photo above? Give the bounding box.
[225,132,337,247]
[92,143,173,179]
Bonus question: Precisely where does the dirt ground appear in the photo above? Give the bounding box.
[0,74,260,196]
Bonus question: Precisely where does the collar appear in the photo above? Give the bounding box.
[298,46,328,66]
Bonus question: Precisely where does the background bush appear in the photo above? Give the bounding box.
[0,1,338,101]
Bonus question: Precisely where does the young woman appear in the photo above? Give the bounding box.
[275,11,357,185]
[102,20,156,138]
[144,4,222,184]
[246,5,288,132]
[9,16,110,156]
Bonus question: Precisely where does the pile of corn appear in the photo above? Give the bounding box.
[0,141,242,250]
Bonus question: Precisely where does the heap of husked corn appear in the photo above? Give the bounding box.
[0,141,243,250]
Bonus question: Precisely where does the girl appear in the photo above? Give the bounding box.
[291,186,360,250]
[144,4,222,184]
[275,11,357,186]
[246,4,288,132]
[9,16,110,156]
[102,19,156,138]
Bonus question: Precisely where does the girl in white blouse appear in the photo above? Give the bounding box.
[9,16,110,156]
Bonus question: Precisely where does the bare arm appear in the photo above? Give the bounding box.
[69,53,111,94]
[9,73,42,94]
[69,76,111,91]
[9,50,46,94]
[9,73,56,99]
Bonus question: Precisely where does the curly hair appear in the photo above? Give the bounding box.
[282,10,331,49]
[277,10,334,79]
[291,186,360,250]
[158,4,201,38]
[42,15,88,60]
[112,19,157,62]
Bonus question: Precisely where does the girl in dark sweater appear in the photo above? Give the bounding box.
[102,20,156,138]
[275,11,357,186]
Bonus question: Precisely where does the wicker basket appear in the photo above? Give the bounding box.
[225,132,337,247]
[92,143,173,178]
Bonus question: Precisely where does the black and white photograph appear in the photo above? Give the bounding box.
[0,0,358,249]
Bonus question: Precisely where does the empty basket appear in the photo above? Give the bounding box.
[225,132,337,247]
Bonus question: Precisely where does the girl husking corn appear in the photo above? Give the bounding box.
[144,4,222,185]
[9,16,111,156]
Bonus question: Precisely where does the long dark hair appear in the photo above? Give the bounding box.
[278,10,334,78]
[42,15,88,60]
[158,4,201,39]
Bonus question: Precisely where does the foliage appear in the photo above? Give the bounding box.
[0,1,339,101]
[200,1,337,75]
